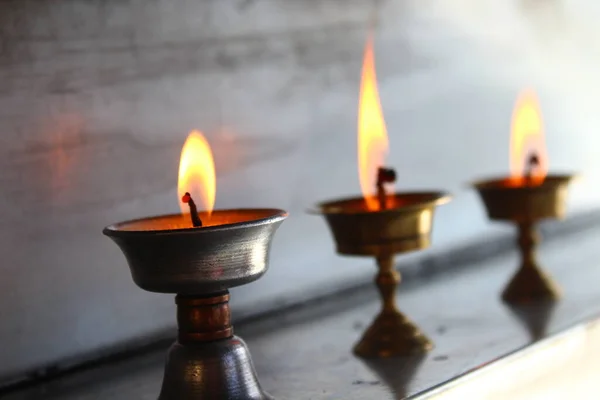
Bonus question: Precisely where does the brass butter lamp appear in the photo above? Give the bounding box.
[474,172,574,304]
[315,184,449,358]
[313,35,450,358]
[104,131,287,399]
[473,89,576,305]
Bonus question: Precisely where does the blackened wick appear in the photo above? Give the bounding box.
[525,153,540,183]
[181,192,203,227]
[377,167,397,210]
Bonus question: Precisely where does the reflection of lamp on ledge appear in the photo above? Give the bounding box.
[104,131,287,400]
[313,35,450,358]
[508,302,556,341]
[362,355,426,398]
[473,90,576,305]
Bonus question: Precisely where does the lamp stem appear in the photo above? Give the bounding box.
[502,221,561,304]
[375,253,400,314]
[518,222,539,270]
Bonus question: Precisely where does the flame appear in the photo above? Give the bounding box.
[358,34,389,210]
[509,89,549,185]
[178,130,216,215]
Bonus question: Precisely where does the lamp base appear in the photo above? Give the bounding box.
[353,310,433,358]
[159,336,272,400]
[353,255,433,358]
[157,293,272,400]
[502,265,562,305]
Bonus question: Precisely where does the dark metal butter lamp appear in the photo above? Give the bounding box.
[104,131,287,400]
[313,36,450,358]
[473,90,576,305]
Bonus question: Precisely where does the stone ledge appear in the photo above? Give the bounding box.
[3,221,600,399]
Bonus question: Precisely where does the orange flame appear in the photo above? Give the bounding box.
[358,34,389,210]
[178,130,216,215]
[510,89,549,186]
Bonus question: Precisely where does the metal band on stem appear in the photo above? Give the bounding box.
[176,292,233,343]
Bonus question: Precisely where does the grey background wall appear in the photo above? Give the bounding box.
[2,0,600,383]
